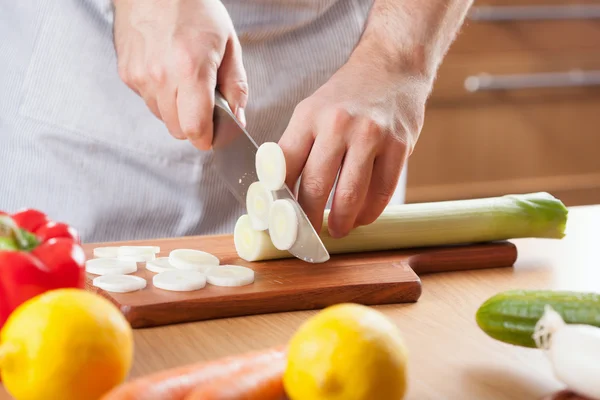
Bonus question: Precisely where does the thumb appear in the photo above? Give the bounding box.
[217,36,248,126]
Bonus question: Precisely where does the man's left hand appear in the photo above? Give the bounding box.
[278,57,432,239]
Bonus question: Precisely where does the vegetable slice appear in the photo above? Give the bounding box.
[246,181,274,231]
[268,199,300,250]
[168,249,220,271]
[152,270,207,292]
[146,257,177,274]
[255,142,286,191]
[85,258,137,275]
[117,246,159,262]
[93,246,120,258]
[236,192,569,261]
[533,305,600,400]
[119,253,156,263]
[118,246,160,255]
[233,215,288,262]
[92,274,147,293]
[206,265,255,287]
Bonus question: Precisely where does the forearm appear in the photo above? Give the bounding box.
[351,0,474,82]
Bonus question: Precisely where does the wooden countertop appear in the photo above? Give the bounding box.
[2,205,599,399]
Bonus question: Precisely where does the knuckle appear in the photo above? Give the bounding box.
[357,118,386,145]
[182,119,210,140]
[336,184,362,207]
[128,67,146,88]
[181,123,201,139]
[148,63,167,85]
[293,98,313,118]
[373,185,395,207]
[172,31,224,79]
[221,79,249,102]
[172,40,197,77]
[198,51,221,83]
[234,80,249,99]
[302,178,329,201]
[117,63,130,84]
[327,107,353,130]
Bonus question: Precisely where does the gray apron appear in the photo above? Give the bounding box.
[0,0,406,243]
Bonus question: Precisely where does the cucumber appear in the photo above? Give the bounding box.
[475,289,600,348]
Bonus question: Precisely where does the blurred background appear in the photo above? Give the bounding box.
[405,0,600,207]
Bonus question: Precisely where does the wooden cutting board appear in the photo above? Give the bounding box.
[83,235,518,329]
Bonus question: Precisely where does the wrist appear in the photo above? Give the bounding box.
[348,39,435,88]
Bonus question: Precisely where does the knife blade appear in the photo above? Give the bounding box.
[212,90,330,263]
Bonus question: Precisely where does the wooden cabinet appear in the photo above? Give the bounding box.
[406,0,600,206]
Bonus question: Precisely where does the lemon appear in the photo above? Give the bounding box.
[0,288,133,400]
[283,303,409,400]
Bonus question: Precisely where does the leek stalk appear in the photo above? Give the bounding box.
[234,192,568,262]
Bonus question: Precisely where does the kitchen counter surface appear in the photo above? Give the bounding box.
[1,205,598,399]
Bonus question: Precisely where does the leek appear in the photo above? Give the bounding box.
[233,192,568,262]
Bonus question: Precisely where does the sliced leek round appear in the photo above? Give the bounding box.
[168,249,220,272]
[255,142,286,191]
[118,246,160,256]
[246,181,274,231]
[152,270,207,292]
[268,198,300,250]
[206,265,255,287]
[92,274,147,293]
[146,257,177,273]
[233,214,289,261]
[119,253,156,263]
[93,246,120,258]
[85,258,137,276]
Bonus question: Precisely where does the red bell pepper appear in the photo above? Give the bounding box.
[0,209,85,328]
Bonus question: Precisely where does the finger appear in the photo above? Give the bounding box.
[118,54,144,97]
[297,134,346,231]
[140,84,162,120]
[157,84,185,140]
[327,143,376,238]
[355,140,407,227]
[177,60,217,150]
[278,102,315,191]
[217,36,248,126]
[144,96,161,120]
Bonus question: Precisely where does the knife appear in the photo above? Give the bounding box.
[212,90,330,263]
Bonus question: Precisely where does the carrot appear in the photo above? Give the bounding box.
[101,346,287,400]
[183,348,287,400]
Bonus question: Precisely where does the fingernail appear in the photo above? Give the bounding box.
[236,107,246,127]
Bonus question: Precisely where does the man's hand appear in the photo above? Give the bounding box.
[279,58,429,239]
[113,0,248,150]
[279,0,474,238]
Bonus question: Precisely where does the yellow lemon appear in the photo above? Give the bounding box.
[283,303,408,400]
[0,288,133,400]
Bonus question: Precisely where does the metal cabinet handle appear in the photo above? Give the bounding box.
[468,5,600,21]
[464,70,600,92]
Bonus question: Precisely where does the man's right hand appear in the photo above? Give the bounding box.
[113,0,248,150]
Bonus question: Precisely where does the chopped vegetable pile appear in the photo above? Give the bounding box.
[88,246,255,293]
